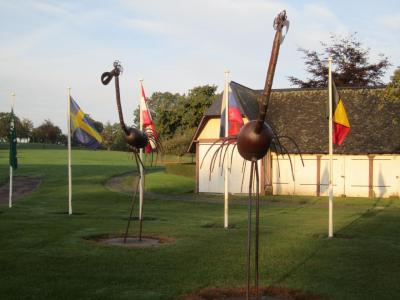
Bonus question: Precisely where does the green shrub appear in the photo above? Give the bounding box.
[162,129,195,156]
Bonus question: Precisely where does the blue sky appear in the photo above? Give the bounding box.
[0,0,399,132]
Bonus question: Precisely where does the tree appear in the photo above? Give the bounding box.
[131,85,217,155]
[19,118,34,141]
[85,114,104,134]
[0,112,14,141]
[288,33,391,88]
[101,122,119,151]
[33,119,63,144]
[179,85,218,130]
[385,67,400,101]
[133,91,182,137]
[132,85,216,137]
[0,113,36,143]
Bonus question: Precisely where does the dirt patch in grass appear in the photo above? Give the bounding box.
[0,176,41,205]
[51,212,86,215]
[201,222,239,229]
[312,233,355,240]
[180,286,327,300]
[122,216,158,221]
[105,172,136,194]
[84,234,175,248]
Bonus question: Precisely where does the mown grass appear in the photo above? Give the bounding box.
[164,162,195,179]
[0,149,400,300]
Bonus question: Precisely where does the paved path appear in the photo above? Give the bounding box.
[0,177,41,205]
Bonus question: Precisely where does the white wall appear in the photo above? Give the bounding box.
[198,142,261,194]
[272,154,400,198]
[198,144,400,198]
[373,156,400,198]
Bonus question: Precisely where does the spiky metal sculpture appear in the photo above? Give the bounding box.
[101,61,162,242]
[236,11,293,300]
[201,10,302,299]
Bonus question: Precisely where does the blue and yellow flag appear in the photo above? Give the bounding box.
[70,97,102,149]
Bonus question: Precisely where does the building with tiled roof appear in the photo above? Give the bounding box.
[189,82,400,198]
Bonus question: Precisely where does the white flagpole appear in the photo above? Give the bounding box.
[328,57,333,238]
[9,92,16,208]
[224,71,230,229]
[67,87,72,215]
[139,79,144,220]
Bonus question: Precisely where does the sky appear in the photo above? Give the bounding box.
[0,0,399,132]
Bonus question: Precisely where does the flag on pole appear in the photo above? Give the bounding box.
[70,97,103,149]
[219,82,244,137]
[331,81,350,145]
[9,109,18,169]
[140,82,158,153]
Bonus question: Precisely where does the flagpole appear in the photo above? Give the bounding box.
[9,92,16,208]
[67,87,72,215]
[328,57,333,238]
[139,79,144,221]
[224,70,230,229]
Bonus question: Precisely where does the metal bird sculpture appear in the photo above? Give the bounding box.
[200,11,300,190]
[200,10,301,299]
[236,11,296,300]
[101,61,162,242]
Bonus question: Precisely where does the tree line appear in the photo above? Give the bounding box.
[0,85,218,155]
[105,84,218,154]
[0,115,65,144]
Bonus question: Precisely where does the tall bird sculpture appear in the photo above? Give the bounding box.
[199,11,302,299]
[236,11,293,300]
[101,61,162,242]
[237,11,296,299]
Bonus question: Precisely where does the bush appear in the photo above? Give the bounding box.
[162,129,195,156]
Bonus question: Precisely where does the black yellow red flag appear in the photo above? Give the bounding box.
[331,81,350,145]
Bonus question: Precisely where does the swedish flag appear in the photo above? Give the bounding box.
[70,97,102,149]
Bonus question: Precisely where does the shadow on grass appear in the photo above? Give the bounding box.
[272,197,400,299]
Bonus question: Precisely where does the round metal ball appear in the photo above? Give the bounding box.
[125,127,148,149]
[237,121,273,161]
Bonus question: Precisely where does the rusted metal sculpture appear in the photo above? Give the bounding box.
[200,11,300,187]
[199,11,302,300]
[237,11,291,300]
[101,61,162,243]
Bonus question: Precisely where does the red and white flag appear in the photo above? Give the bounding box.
[140,82,158,153]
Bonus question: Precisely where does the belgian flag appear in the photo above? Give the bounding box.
[331,81,350,145]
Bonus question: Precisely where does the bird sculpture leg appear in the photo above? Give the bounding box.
[254,161,260,300]
[246,161,255,300]
[123,171,141,243]
[245,160,261,300]
[135,151,146,241]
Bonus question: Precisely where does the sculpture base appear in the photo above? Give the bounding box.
[180,287,325,300]
[86,235,173,248]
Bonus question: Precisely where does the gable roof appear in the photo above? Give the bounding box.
[189,81,400,154]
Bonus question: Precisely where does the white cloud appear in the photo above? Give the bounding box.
[30,0,70,16]
[376,14,400,29]
[304,3,336,20]
[1,0,398,132]
[121,18,176,35]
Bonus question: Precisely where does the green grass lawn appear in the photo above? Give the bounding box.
[0,149,399,300]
